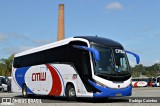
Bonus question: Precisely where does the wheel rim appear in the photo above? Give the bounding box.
[69,88,75,97]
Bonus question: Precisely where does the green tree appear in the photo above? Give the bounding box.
[131,63,160,77]
[131,64,145,77]
[0,54,14,76]
[0,63,4,75]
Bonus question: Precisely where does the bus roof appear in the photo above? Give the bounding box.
[74,36,122,47]
[15,36,123,57]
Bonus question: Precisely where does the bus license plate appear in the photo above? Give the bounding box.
[116,93,122,96]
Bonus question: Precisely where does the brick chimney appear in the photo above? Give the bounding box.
[57,4,64,41]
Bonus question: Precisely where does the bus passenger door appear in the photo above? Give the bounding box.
[78,52,93,94]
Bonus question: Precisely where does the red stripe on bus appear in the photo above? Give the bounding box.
[46,64,62,96]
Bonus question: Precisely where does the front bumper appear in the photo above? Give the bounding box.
[88,80,132,98]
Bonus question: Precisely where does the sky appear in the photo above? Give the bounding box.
[0,0,160,66]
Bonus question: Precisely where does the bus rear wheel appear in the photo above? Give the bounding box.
[66,84,76,101]
[22,84,28,98]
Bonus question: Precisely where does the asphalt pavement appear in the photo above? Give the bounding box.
[0,87,160,106]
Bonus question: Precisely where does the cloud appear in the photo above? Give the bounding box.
[0,32,54,59]
[9,32,31,40]
[0,32,52,44]
[106,2,123,10]
[140,60,159,66]
[148,32,160,38]
[0,33,8,42]
[2,46,34,55]
[154,32,160,37]
[153,60,160,64]
[0,32,31,43]
[1,39,52,55]
[136,28,153,33]
[129,59,156,67]
[0,32,52,56]
[33,39,52,46]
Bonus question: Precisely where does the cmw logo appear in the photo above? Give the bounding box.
[115,49,125,54]
[32,72,46,81]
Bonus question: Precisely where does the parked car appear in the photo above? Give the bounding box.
[0,76,5,92]
[0,76,8,92]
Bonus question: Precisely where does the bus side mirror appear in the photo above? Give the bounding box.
[73,45,100,61]
[125,50,140,64]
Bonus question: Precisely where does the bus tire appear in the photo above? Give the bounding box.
[22,84,28,98]
[65,84,76,101]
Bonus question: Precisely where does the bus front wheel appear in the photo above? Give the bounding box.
[65,84,76,101]
[22,84,28,98]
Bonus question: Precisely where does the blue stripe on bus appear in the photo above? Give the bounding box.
[15,66,34,94]
[88,80,132,97]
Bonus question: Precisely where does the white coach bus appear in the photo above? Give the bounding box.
[12,36,140,100]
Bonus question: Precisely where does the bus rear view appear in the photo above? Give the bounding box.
[12,36,140,100]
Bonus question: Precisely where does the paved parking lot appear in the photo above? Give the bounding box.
[0,87,160,106]
[132,87,160,97]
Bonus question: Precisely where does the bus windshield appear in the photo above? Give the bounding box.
[92,44,130,76]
